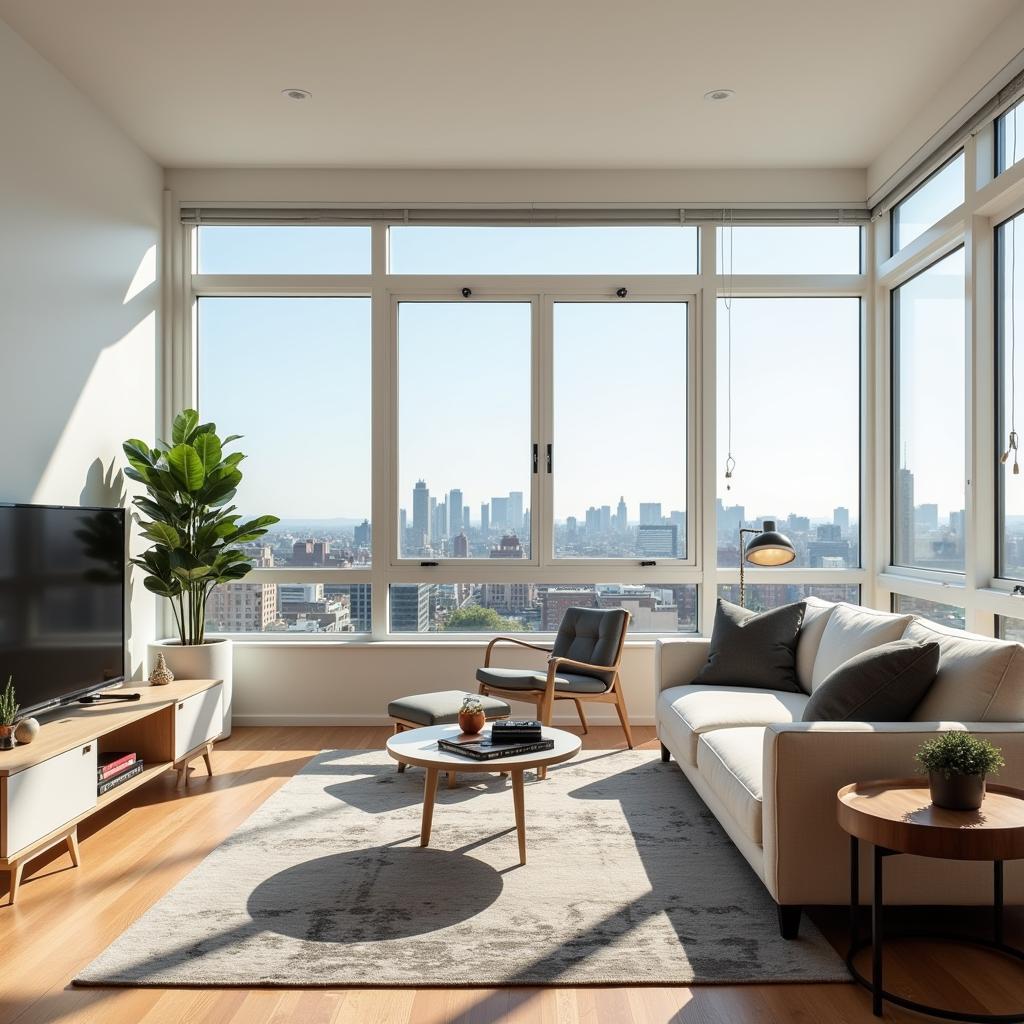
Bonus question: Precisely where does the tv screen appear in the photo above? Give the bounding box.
[0,504,125,716]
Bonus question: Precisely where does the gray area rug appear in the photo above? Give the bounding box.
[76,749,849,987]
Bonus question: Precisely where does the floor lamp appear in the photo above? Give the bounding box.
[739,520,796,608]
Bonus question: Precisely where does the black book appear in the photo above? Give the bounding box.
[490,730,543,743]
[97,760,145,796]
[437,737,554,761]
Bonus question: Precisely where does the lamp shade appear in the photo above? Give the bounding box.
[744,520,796,566]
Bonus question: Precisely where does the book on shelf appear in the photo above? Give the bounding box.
[97,751,137,781]
[97,760,145,795]
[437,737,554,761]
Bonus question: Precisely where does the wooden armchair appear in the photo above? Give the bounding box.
[476,606,633,749]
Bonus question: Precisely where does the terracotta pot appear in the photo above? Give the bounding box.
[929,770,986,811]
[0,724,16,751]
[458,710,486,735]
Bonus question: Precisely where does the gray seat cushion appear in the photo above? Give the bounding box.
[476,666,609,694]
[388,689,511,726]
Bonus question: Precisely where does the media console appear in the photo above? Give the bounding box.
[0,678,223,905]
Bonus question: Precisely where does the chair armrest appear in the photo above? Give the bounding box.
[547,655,616,675]
[484,635,552,667]
[762,721,1024,905]
[654,637,710,693]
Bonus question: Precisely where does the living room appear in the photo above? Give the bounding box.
[3,1,1024,1021]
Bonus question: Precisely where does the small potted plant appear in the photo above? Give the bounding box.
[0,677,19,751]
[458,694,486,736]
[915,731,1005,811]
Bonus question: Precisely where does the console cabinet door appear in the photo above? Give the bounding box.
[174,685,223,760]
[2,741,98,858]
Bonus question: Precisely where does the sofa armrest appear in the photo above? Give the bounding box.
[761,721,1024,905]
[655,637,710,694]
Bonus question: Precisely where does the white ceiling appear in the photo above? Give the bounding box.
[0,0,1020,171]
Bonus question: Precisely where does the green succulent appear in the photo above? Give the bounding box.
[0,677,18,727]
[915,731,1005,780]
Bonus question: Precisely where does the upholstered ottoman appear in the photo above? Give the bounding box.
[387,690,512,785]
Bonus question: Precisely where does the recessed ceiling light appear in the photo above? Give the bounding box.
[282,88,312,101]
[704,89,735,102]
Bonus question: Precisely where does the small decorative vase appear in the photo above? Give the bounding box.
[14,718,39,745]
[458,711,486,735]
[0,725,16,751]
[929,770,986,811]
[149,653,174,686]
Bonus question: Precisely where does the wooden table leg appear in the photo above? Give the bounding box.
[67,827,81,868]
[420,766,440,847]
[7,861,23,906]
[202,741,214,777]
[511,769,526,865]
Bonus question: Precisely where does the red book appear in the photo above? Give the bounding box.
[98,752,136,781]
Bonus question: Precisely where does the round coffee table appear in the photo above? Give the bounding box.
[837,778,1024,1021]
[386,724,581,865]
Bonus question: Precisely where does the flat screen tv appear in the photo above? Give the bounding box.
[0,503,126,717]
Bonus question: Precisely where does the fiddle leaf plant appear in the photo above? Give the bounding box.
[123,409,279,645]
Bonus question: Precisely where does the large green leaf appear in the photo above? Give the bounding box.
[143,575,182,598]
[166,443,206,493]
[192,432,223,472]
[170,549,212,582]
[122,439,155,475]
[140,522,181,548]
[171,409,200,445]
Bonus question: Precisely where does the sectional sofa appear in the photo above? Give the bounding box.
[655,599,1024,937]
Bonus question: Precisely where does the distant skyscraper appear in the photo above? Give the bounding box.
[816,523,841,542]
[637,524,678,558]
[463,507,471,531]
[508,492,523,534]
[950,509,965,535]
[412,481,430,545]
[491,496,509,529]
[833,506,850,533]
[448,490,463,538]
[490,534,525,558]
[433,500,447,541]
[480,502,490,534]
[915,503,939,532]
[895,466,915,563]
[787,515,810,534]
[452,532,469,557]
[353,519,371,547]
[639,502,662,525]
[616,496,628,531]
[391,584,432,632]
[566,515,578,536]
[585,506,600,533]
[600,505,612,532]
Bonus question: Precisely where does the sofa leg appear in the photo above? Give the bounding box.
[660,742,671,763]
[777,904,802,939]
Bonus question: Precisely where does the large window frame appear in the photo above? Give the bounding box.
[177,216,871,641]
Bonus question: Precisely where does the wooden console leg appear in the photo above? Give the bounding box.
[66,828,81,868]
[8,861,24,906]
[202,741,214,777]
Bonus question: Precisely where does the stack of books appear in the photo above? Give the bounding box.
[491,719,543,744]
[97,751,144,796]
[439,720,553,761]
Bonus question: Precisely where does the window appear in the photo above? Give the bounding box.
[197,297,372,566]
[388,226,698,275]
[891,248,965,571]
[553,302,688,559]
[891,152,965,253]
[998,210,1024,578]
[207,582,371,634]
[716,298,860,568]
[396,302,533,558]
[997,100,1024,175]
[891,594,965,630]
[997,615,1024,641]
[717,584,860,612]
[390,583,697,633]
[196,225,371,275]
[715,226,861,274]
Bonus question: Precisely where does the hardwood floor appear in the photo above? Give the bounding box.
[1,725,1020,1024]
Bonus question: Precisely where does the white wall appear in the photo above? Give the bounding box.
[232,641,657,728]
[0,19,163,678]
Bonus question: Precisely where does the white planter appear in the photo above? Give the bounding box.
[147,638,233,739]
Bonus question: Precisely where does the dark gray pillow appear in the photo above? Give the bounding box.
[802,639,940,722]
[694,599,805,692]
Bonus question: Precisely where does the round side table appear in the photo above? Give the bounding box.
[837,778,1024,1022]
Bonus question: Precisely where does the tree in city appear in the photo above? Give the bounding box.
[442,606,525,632]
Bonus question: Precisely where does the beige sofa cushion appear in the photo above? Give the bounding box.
[795,597,837,694]
[907,618,1024,722]
[697,727,764,844]
[657,684,808,765]
[810,603,914,689]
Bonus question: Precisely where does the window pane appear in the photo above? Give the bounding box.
[389,226,698,275]
[207,582,371,634]
[553,303,687,559]
[198,298,371,563]
[998,210,1024,578]
[891,152,964,252]
[196,225,371,274]
[997,100,1024,175]
[398,302,532,558]
[997,615,1024,641]
[715,226,861,274]
[390,583,697,633]
[892,594,965,631]
[892,249,965,571]
[716,298,860,568]
[717,584,860,612]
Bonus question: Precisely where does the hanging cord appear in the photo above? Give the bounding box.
[721,211,736,488]
[1003,122,1021,474]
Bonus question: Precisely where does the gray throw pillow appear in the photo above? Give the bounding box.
[802,639,940,722]
[694,598,806,692]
